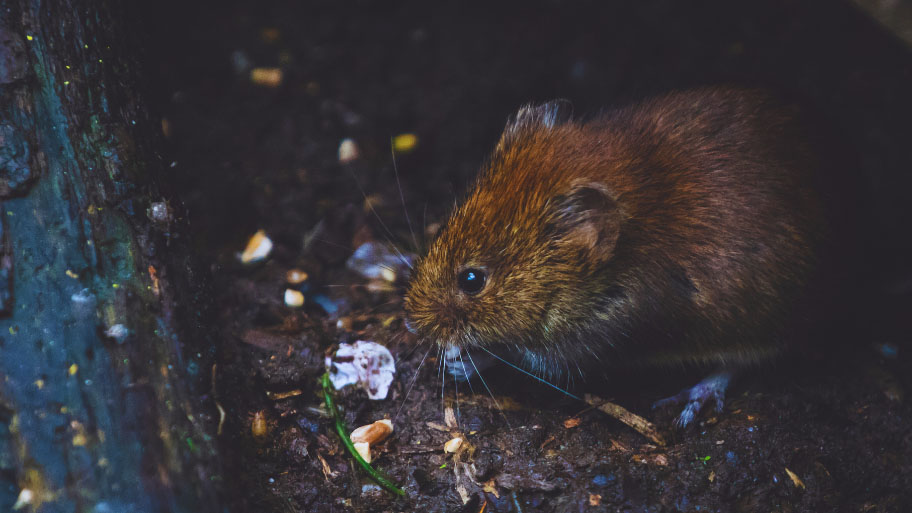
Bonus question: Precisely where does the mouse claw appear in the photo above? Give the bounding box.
[653,371,732,428]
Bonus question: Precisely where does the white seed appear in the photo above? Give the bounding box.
[444,437,463,454]
[338,138,359,163]
[284,289,304,307]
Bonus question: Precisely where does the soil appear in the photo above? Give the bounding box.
[147,1,912,511]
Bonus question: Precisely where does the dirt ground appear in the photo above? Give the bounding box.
[148,1,912,511]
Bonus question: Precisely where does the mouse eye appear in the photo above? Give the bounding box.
[457,268,487,295]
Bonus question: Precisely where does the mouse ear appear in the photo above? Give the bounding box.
[504,99,574,136]
[551,182,620,262]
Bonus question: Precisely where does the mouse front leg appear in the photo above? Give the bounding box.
[653,370,733,427]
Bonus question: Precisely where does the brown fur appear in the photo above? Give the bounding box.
[405,88,827,376]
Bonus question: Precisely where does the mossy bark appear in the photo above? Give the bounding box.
[0,2,222,512]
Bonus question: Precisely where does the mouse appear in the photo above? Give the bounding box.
[403,87,838,427]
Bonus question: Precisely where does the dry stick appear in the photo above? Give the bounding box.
[584,394,667,446]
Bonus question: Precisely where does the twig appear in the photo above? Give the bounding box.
[584,394,666,446]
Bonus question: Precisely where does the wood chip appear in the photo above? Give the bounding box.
[584,394,666,446]
[482,479,499,497]
[266,389,303,400]
[316,452,336,480]
[426,421,448,432]
[785,467,806,489]
[444,406,457,428]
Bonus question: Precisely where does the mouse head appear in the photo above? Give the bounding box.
[404,102,621,353]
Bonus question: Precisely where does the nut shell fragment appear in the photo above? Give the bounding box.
[240,230,273,264]
[354,441,371,463]
[350,419,393,445]
[444,437,463,454]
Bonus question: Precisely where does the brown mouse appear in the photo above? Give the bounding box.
[404,88,832,426]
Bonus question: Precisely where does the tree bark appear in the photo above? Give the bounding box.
[0,2,222,512]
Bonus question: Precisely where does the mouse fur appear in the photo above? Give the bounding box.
[404,87,829,400]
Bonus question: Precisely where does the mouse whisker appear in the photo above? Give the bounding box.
[440,345,447,418]
[421,202,429,248]
[394,340,434,423]
[389,138,420,253]
[477,346,582,401]
[456,351,476,395]
[466,351,512,430]
[346,167,413,270]
[453,365,461,428]
[309,237,355,252]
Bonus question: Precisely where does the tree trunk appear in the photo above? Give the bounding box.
[0,2,222,512]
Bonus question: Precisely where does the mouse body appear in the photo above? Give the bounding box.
[404,88,834,425]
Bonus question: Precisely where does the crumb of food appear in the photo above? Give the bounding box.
[393,133,418,153]
[350,419,393,445]
[250,67,283,87]
[284,289,304,307]
[325,340,396,400]
[338,138,359,163]
[285,268,309,284]
[240,230,273,264]
[251,410,268,439]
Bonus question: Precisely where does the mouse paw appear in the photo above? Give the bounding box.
[653,371,732,428]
